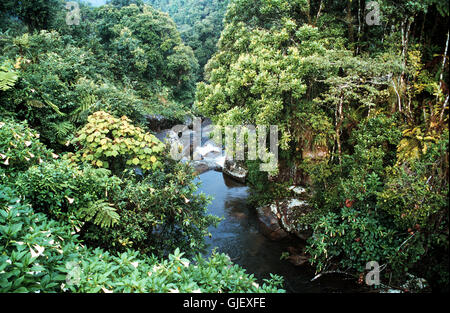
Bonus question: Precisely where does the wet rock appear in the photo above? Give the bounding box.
[256,206,289,241]
[194,142,222,161]
[223,160,248,184]
[231,211,247,220]
[287,246,302,255]
[276,199,313,240]
[157,127,194,160]
[287,254,309,267]
[286,245,309,266]
[155,117,226,175]
[401,274,431,293]
[191,159,223,175]
[257,197,314,241]
[193,162,210,175]
[189,140,225,174]
[289,186,307,197]
[184,115,194,129]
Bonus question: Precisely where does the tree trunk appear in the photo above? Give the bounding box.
[400,16,414,115]
[439,31,450,124]
[347,0,354,47]
[314,0,323,26]
[356,0,361,54]
[306,0,312,25]
[336,94,344,165]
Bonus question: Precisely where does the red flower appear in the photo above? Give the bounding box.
[345,199,354,208]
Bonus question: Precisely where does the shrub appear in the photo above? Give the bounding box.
[66,111,165,174]
[16,158,122,229]
[305,116,406,278]
[0,185,80,292]
[71,79,149,126]
[306,207,399,274]
[64,248,285,293]
[306,116,449,289]
[0,185,285,293]
[81,160,220,258]
[377,131,449,289]
[0,119,52,181]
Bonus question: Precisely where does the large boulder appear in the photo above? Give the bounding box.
[192,162,210,175]
[223,160,248,183]
[287,254,309,267]
[256,205,289,241]
[256,187,314,241]
[191,159,223,175]
[277,198,313,241]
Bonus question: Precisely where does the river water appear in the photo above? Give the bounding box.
[197,170,366,293]
[157,120,365,293]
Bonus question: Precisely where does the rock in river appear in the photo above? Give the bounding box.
[223,160,248,183]
[256,205,289,241]
[256,190,314,241]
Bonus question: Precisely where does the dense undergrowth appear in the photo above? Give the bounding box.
[0,0,449,293]
[194,0,449,291]
[0,0,284,293]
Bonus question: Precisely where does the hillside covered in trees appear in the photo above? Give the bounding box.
[194,0,449,292]
[0,0,449,294]
[148,0,229,80]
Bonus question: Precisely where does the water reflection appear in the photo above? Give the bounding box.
[197,170,366,293]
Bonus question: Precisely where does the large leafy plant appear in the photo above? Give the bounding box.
[82,161,219,258]
[306,207,399,274]
[67,111,165,174]
[0,185,285,293]
[0,60,19,91]
[0,185,79,292]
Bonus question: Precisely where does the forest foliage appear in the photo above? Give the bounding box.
[0,0,449,293]
[147,0,229,81]
[0,0,285,293]
[194,0,449,291]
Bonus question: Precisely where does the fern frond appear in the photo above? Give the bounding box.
[70,94,98,123]
[49,121,75,142]
[79,200,120,228]
[27,99,45,108]
[43,98,65,116]
[26,98,65,116]
[0,70,18,91]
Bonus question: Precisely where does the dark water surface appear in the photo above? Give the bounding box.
[197,170,366,293]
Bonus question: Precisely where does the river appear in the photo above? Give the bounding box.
[197,170,366,293]
[157,119,365,293]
